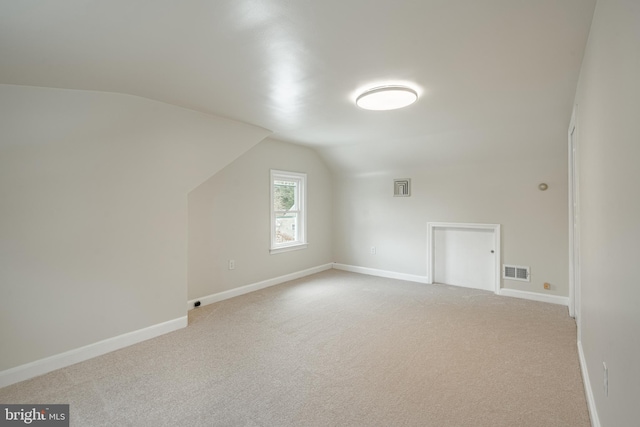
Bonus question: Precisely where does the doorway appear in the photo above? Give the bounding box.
[427,222,501,294]
[568,106,580,328]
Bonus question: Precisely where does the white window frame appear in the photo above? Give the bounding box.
[270,170,307,254]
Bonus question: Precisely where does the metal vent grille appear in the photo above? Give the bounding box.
[503,264,530,282]
[504,266,516,278]
[394,179,411,197]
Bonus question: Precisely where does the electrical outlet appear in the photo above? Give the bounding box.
[544,282,551,290]
[370,246,376,255]
[228,260,235,270]
[603,362,608,397]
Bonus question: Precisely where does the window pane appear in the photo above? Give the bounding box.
[274,180,297,211]
[275,212,298,243]
[270,170,306,252]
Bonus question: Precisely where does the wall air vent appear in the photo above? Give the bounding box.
[503,264,530,282]
[394,179,411,197]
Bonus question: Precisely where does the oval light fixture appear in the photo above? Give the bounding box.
[356,85,418,111]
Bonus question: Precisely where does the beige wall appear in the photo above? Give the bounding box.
[333,155,569,296]
[188,138,333,300]
[573,0,640,424]
[0,84,269,371]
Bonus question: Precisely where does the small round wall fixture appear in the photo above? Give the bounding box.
[538,183,548,191]
[356,85,418,111]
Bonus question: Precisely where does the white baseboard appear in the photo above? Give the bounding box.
[188,263,333,310]
[332,263,428,284]
[499,288,569,306]
[2,264,333,388]
[578,340,601,427]
[0,265,572,390]
[332,264,569,307]
[0,316,187,389]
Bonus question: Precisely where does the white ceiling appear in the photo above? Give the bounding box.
[0,0,596,173]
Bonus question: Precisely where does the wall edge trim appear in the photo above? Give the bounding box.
[332,263,429,284]
[333,264,568,307]
[578,340,601,427]
[187,263,333,310]
[499,288,569,306]
[0,316,187,389]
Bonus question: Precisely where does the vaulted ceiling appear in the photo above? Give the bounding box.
[0,0,596,172]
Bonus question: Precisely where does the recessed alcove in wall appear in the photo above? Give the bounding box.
[427,222,501,293]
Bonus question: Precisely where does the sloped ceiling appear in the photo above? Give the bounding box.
[0,0,596,173]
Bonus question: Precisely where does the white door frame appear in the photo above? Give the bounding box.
[568,106,580,329]
[427,222,501,294]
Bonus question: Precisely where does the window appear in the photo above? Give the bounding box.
[270,170,307,253]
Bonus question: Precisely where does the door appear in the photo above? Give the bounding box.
[433,227,495,292]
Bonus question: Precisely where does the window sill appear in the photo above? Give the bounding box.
[270,243,308,255]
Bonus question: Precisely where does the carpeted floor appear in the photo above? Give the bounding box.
[0,269,590,426]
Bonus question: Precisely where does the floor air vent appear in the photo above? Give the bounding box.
[503,264,530,282]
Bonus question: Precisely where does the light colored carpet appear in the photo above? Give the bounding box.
[0,269,590,426]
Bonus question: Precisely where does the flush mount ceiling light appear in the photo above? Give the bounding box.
[356,85,418,111]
